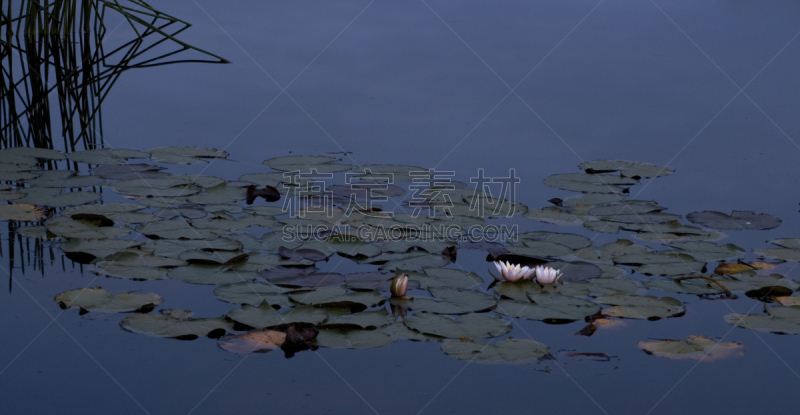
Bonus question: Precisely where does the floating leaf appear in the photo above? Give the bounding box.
[441,338,549,363]
[67,149,149,165]
[96,254,187,281]
[578,160,674,178]
[665,241,745,262]
[168,265,258,285]
[596,294,685,319]
[638,335,744,361]
[218,330,286,354]
[395,287,496,314]
[150,146,228,164]
[55,287,162,313]
[120,310,233,339]
[724,306,800,334]
[0,204,48,221]
[214,282,293,308]
[46,217,130,239]
[322,309,395,330]
[227,302,327,329]
[408,268,483,290]
[288,286,386,311]
[313,329,396,349]
[404,313,511,339]
[686,211,781,230]
[61,239,142,262]
[496,293,600,322]
[543,173,637,193]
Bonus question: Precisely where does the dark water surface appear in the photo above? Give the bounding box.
[4,1,800,414]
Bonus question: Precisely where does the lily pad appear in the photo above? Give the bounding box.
[227,302,327,328]
[664,241,745,262]
[288,286,386,311]
[543,173,637,193]
[218,330,286,354]
[120,309,233,340]
[578,160,674,178]
[55,287,162,313]
[322,309,396,330]
[404,313,511,339]
[724,306,800,334]
[408,268,483,290]
[214,282,293,308]
[313,328,396,349]
[150,146,228,164]
[46,217,130,239]
[496,293,600,321]
[396,287,496,314]
[441,338,549,363]
[595,294,685,320]
[686,211,781,230]
[0,204,49,221]
[638,335,744,361]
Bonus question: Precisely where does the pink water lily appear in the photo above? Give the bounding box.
[493,261,536,282]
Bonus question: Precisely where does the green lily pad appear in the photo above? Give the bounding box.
[141,238,242,258]
[644,278,725,295]
[380,323,441,341]
[227,302,328,328]
[23,170,105,188]
[322,309,396,330]
[587,202,663,216]
[686,210,781,231]
[214,282,293,308]
[638,335,744,361]
[313,328,396,349]
[120,310,233,339]
[351,164,430,182]
[55,287,162,313]
[0,204,48,221]
[0,147,64,164]
[404,313,511,339]
[379,252,451,272]
[61,239,143,262]
[288,286,386,310]
[595,294,685,319]
[665,241,745,262]
[66,149,149,165]
[135,220,218,240]
[516,231,592,250]
[95,253,187,280]
[441,338,550,363]
[396,287,496,314]
[46,217,130,239]
[496,293,600,321]
[543,173,638,193]
[724,306,800,334]
[522,207,582,226]
[407,268,483,290]
[574,239,653,262]
[149,146,228,164]
[63,204,144,216]
[168,265,259,285]
[506,241,574,258]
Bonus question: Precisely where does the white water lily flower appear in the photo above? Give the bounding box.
[390,274,409,298]
[535,266,563,285]
[494,261,535,282]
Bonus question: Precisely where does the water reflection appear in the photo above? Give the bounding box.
[0,0,227,153]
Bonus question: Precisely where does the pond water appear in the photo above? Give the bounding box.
[3,1,800,414]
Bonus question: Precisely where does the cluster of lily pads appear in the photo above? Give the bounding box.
[1,146,798,363]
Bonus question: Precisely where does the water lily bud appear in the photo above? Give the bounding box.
[390,273,409,298]
[535,266,563,285]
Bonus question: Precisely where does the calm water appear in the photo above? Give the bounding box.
[3,1,800,414]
